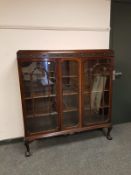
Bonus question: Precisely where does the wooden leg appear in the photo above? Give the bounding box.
[25,141,31,157]
[106,127,112,140]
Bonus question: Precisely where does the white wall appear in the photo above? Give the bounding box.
[0,0,111,140]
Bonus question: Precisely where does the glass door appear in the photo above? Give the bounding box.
[61,60,80,129]
[83,59,112,125]
[21,61,59,134]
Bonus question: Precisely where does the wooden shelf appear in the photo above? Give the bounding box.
[63,107,78,113]
[24,91,78,100]
[63,91,78,96]
[85,73,110,76]
[62,75,78,78]
[23,74,78,79]
[84,90,109,94]
[23,73,56,79]
[84,105,110,111]
[27,111,58,118]
[24,93,56,100]
[27,107,78,118]
[24,72,54,75]
[24,92,79,102]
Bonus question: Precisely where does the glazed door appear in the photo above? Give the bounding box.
[82,59,113,125]
[61,59,80,129]
[20,60,59,135]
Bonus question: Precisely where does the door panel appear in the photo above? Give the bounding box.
[61,60,80,128]
[110,1,131,123]
[21,61,59,134]
[83,60,112,125]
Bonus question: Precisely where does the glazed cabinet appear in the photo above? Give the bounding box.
[17,50,114,156]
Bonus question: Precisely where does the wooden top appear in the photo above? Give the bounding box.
[17,49,114,60]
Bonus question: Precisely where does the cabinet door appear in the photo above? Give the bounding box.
[83,59,112,125]
[61,60,80,128]
[20,61,59,135]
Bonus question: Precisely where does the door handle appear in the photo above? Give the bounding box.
[113,70,122,80]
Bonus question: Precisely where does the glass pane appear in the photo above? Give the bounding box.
[62,61,79,93]
[62,61,79,128]
[104,76,110,91]
[26,115,57,133]
[21,62,56,98]
[83,60,111,125]
[84,60,98,92]
[21,61,58,134]
[84,92,110,125]
[63,111,79,127]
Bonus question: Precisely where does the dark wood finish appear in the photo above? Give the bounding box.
[106,127,113,140]
[24,140,31,157]
[17,50,114,156]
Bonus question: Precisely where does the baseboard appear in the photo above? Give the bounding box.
[0,137,24,145]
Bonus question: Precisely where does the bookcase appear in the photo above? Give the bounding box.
[17,50,114,156]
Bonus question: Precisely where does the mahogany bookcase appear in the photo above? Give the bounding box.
[17,50,114,156]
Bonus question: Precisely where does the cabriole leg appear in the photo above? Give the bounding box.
[25,141,31,157]
[106,127,112,140]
